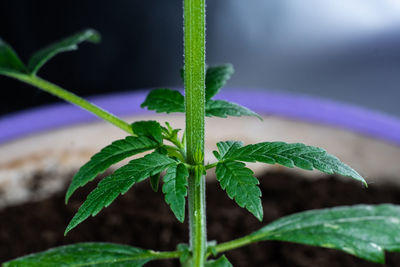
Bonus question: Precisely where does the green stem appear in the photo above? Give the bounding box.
[146,250,182,260]
[184,0,206,266]
[205,162,218,170]
[6,73,134,135]
[206,234,260,258]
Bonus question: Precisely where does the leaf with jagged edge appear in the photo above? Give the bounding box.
[65,136,158,203]
[216,161,263,221]
[162,163,189,222]
[248,204,400,264]
[205,100,261,120]
[0,38,27,75]
[28,29,100,75]
[205,255,233,267]
[3,243,155,267]
[131,120,163,144]
[205,64,234,101]
[65,153,176,235]
[141,87,261,120]
[214,141,366,186]
[141,88,185,114]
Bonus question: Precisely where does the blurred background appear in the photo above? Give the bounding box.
[1,0,400,117]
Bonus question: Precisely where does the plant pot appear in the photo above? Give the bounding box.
[1,89,400,266]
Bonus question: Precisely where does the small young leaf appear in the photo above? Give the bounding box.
[131,120,163,144]
[176,243,190,263]
[141,88,185,114]
[65,136,158,203]
[205,255,233,267]
[3,242,154,267]
[149,173,161,192]
[65,153,176,234]
[205,64,234,100]
[162,163,189,222]
[249,204,400,264]
[28,29,100,75]
[205,100,261,120]
[216,161,263,221]
[215,141,366,186]
[0,38,27,75]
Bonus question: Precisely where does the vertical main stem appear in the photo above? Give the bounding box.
[184,0,206,266]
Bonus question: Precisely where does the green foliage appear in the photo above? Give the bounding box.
[205,255,233,267]
[205,100,261,119]
[162,163,189,222]
[214,141,366,185]
[65,136,158,203]
[216,161,263,221]
[0,29,99,76]
[2,22,396,266]
[65,153,176,234]
[131,120,163,144]
[205,64,234,101]
[150,173,161,192]
[3,243,153,267]
[249,204,400,263]
[0,39,26,75]
[177,243,190,264]
[141,65,261,119]
[141,88,185,114]
[28,29,100,74]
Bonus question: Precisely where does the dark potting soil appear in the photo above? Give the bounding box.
[1,171,400,267]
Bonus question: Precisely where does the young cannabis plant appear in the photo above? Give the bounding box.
[2,2,400,266]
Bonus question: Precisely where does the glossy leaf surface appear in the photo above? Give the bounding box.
[131,120,163,144]
[0,38,26,75]
[216,161,263,221]
[65,153,176,234]
[66,136,158,203]
[215,141,366,185]
[141,88,185,114]
[250,204,400,263]
[28,29,100,74]
[205,64,234,100]
[3,243,153,267]
[162,163,189,222]
[205,100,261,120]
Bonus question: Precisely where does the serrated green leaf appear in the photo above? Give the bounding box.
[65,153,176,234]
[205,100,261,120]
[216,161,263,221]
[141,88,185,114]
[162,163,189,222]
[205,64,234,100]
[3,243,154,267]
[216,141,243,159]
[205,255,233,267]
[215,141,366,186]
[131,120,163,144]
[65,136,158,203]
[27,29,100,75]
[249,204,400,263]
[0,38,27,75]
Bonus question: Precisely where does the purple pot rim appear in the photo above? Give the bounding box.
[1,89,400,146]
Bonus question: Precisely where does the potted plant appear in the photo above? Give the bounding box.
[1,1,400,266]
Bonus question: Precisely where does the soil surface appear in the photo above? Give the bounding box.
[1,171,400,266]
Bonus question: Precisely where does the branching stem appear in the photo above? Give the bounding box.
[184,0,207,266]
[5,72,134,135]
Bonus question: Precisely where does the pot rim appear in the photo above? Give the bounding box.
[1,88,400,145]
